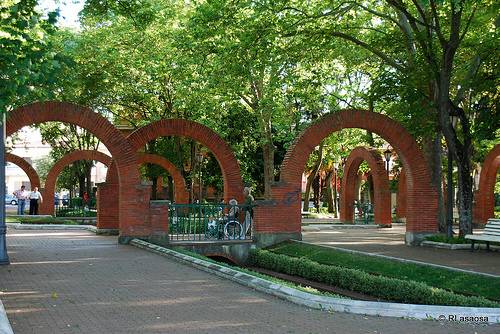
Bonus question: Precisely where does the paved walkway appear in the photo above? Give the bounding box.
[0,230,497,334]
[303,225,500,275]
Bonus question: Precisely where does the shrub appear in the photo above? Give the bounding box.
[425,235,470,244]
[248,249,499,308]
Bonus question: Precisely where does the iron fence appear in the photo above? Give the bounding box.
[55,197,97,217]
[353,202,374,224]
[168,203,254,242]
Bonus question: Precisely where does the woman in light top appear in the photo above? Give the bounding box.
[29,186,43,215]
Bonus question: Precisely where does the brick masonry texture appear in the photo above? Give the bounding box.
[39,150,112,215]
[275,110,439,235]
[8,102,446,239]
[396,169,407,219]
[340,147,391,225]
[137,153,189,204]
[474,144,500,225]
[5,152,41,189]
[7,102,149,238]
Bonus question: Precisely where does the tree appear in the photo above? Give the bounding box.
[272,0,498,235]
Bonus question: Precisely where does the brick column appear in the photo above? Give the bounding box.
[148,200,170,245]
[96,182,119,229]
[396,169,407,220]
[253,182,302,247]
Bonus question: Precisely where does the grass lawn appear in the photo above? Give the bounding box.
[7,216,78,225]
[267,241,500,301]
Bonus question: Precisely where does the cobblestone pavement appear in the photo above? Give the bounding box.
[0,229,498,334]
[303,225,500,275]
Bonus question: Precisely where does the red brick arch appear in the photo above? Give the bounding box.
[126,119,244,203]
[101,119,244,230]
[339,147,391,225]
[137,153,189,204]
[5,152,41,189]
[474,144,500,225]
[39,150,112,215]
[7,102,149,239]
[258,110,437,244]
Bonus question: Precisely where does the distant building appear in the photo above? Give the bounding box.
[5,127,108,194]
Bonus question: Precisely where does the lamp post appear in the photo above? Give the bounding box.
[0,114,9,265]
[446,114,459,238]
[196,152,204,203]
[383,149,392,177]
[333,161,339,218]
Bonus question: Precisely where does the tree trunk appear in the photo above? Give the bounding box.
[367,174,374,206]
[303,172,314,212]
[312,173,321,213]
[456,154,473,236]
[302,144,324,211]
[333,169,339,218]
[262,142,275,199]
[167,176,174,201]
[422,133,446,233]
[326,171,335,214]
[78,175,85,197]
[151,173,157,200]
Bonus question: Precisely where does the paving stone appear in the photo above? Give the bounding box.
[0,229,497,334]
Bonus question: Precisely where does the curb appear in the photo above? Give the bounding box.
[130,239,500,324]
[302,224,379,231]
[7,223,118,235]
[295,240,500,278]
[7,223,92,230]
[421,240,500,251]
[0,300,14,334]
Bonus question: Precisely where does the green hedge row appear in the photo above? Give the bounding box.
[248,249,499,308]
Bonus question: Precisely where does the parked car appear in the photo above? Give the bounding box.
[54,193,69,206]
[5,195,18,205]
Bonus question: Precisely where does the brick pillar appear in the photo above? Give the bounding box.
[118,184,152,242]
[96,182,119,229]
[396,169,407,219]
[253,182,302,248]
[38,187,54,215]
[148,200,169,245]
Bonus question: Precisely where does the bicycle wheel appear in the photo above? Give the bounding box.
[224,221,243,240]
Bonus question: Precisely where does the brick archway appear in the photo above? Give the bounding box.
[101,119,244,230]
[474,144,500,225]
[5,152,41,189]
[126,119,244,203]
[39,150,112,215]
[339,147,391,226]
[257,110,437,245]
[137,153,189,204]
[7,102,150,239]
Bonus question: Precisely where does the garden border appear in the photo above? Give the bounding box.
[294,240,499,278]
[130,238,500,324]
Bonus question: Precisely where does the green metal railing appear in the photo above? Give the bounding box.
[55,197,97,218]
[168,203,254,241]
[353,202,374,224]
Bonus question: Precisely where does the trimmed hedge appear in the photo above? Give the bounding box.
[249,249,499,308]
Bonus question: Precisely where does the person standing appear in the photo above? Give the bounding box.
[13,185,28,215]
[29,187,43,215]
[243,187,254,233]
